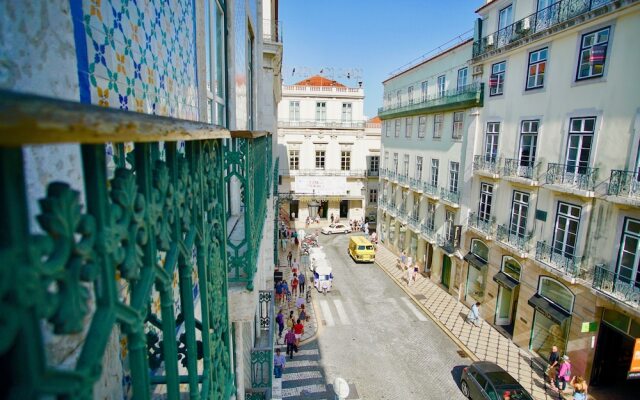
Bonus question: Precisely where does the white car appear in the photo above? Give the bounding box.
[321,223,352,235]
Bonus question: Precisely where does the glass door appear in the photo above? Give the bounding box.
[496,286,514,326]
[442,256,451,289]
[616,218,640,288]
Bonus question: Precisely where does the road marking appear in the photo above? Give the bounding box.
[333,299,351,325]
[386,298,410,320]
[344,298,364,324]
[401,297,428,321]
[319,300,335,326]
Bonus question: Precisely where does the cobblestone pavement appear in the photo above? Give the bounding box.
[374,242,585,400]
[275,233,469,400]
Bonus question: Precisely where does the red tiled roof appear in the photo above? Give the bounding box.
[368,116,381,123]
[294,75,346,88]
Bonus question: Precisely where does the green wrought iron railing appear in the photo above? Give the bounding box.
[496,224,533,254]
[535,241,583,277]
[249,290,274,397]
[546,163,598,191]
[473,155,501,176]
[0,90,234,399]
[225,131,272,290]
[468,211,496,237]
[592,264,640,308]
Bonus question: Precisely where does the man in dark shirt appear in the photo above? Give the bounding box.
[547,345,560,384]
[285,328,297,359]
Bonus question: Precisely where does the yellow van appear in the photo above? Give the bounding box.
[348,236,376,263]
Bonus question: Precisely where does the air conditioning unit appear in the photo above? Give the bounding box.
[472,65,483,75]
[486,35,494,46]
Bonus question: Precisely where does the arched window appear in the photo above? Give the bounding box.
[501,256,522,282]
[538,276,575,313]
[470,239,489,262]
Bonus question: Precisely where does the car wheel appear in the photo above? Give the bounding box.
[460,380,470,398]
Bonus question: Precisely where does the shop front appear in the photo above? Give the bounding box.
[464,239,489,306]
[528,276,574,360]
[492,256,522,337]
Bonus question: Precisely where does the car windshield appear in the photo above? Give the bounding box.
[365,245,374,250]
[496,388,533,400]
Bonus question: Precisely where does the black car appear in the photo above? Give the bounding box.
[460,361,533,400]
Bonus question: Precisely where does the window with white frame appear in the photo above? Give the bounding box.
[445,210,455,241]
[510,191,529,238]
[369,189,378,204]
[449,161,459,193]
[519,120,539,169]
[453,111,464,139]
[478,182,494,223]
[431,159,439,187]
[457,67,468,91]
[289,149,299,170]
[384,121,390,137]
[408,86,414,104]
[434,114,443,138]
[315,150,325,169]
[405,117,413,138]
[426,202,436,231]
[342,103,352,122]
[527,48,548,89]
[394,119,400,137]
[484,122,500,163]
[403,154,410,176]
[577,27,610,80]
[393,153,398,173]
[566,117,595,175]
[418,116,427,138]
[205,0,226,125]
[315,102,326,121]
[490,61,506,96]
[416,156,423,180]
[616,218,640,288]
[421,81,428,101]
[553,202,581,258]
[386,92,392,109]
[437,75,446,97]
[370,155,379,173]
[341,150,351,170]
[289,101,300,121]
[396,90,402,107]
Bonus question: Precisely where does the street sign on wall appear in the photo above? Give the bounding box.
[294,176,348,196]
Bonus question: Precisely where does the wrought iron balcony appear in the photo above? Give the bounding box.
[503,158,540,181]
[468,212,496,237]
[535,241,583,277]
[421,224,436,241]
[388,170,398,181]
[423,182,439,197]
[263,19,283,43]
[607,170,640,199]
[399,204,408,218]
[473,0,615,58]
[473,155,501,176]
[409,177,422,191]
[282,168,367,177]
[278,119,366,129]
[389,203,398,216]
[249,290,275,397]
[408,215,420,229]
[398,174,409,185]
[378,83,484,119]
[496,224,533,254]
[592,264,640,309]
[378,198,387,208]
[546,163,598,192]
[437,233,458,254]
[0,90,236,398]
[367,169,380,177]
[440,187,461,205]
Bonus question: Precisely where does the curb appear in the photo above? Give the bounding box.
[374,257,480,363]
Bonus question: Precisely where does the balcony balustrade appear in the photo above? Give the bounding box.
[546,163,598,192]
[468,212,496,237]
[0,90,240,398]
[503,158,540,181]
[473,155,501,177]
[278,119,366,129]
[440,187,461,205]
[409,177,422,191]
[367,169,380,177]
[282,168,367,177]
[535,241,583,277]
[408,215,420,229]
[473,0,615,58]
[388,170,398,181]
[398,174,409,185]
[608,170,640,199]
[422,182,439,197]
[283,84,363,95]
[249,290,275,398]
[496,224,533,254]
[437,233,458,254]
[378,83,483,119]
[592,264,640,309]
[263,19,283,43]
[421,224,436,242]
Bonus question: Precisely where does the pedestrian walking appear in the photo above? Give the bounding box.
[570,376,588,400]
[293,319,304,346]
[406,263,413,286]
[466,302,481,326]
[275,281,283,305]
[556,355,572,393]
[412,262,419,283]
[276,309,285,337]
[546,345,560,388]
[298,271,306,294]
[299,304,307,322]
[292,258,299,274]
[287,251,292,268]
[330,213,334,223]
[273,348,286,378]
[284,328,297,359]
[400,251,407,268]
[291,274,299,297]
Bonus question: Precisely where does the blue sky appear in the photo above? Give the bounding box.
[279,0,479,118]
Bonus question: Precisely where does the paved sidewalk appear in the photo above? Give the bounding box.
[375,243,576,400]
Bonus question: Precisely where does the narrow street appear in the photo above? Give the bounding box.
[281,233,468,399]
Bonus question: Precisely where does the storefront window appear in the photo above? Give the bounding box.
[467,263,487,302]
[471,239,489,262]
[539,276,574,313]
[530,312,570,359]
[502,256,521,282]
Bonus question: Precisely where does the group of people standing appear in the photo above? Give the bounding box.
[546,346,588,399]
[278,223,299,251]
[399,251,419,286]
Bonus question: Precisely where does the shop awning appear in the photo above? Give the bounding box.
[464,252,487,269]
[527,294,571,323]
[492,271,519,290]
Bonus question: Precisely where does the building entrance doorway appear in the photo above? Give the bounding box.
[442,256,451,289]
[319,200,328,219]
[495,285,519,336]
[339,200,349,219]
[290,200,299,220]
[424,243,433,275]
